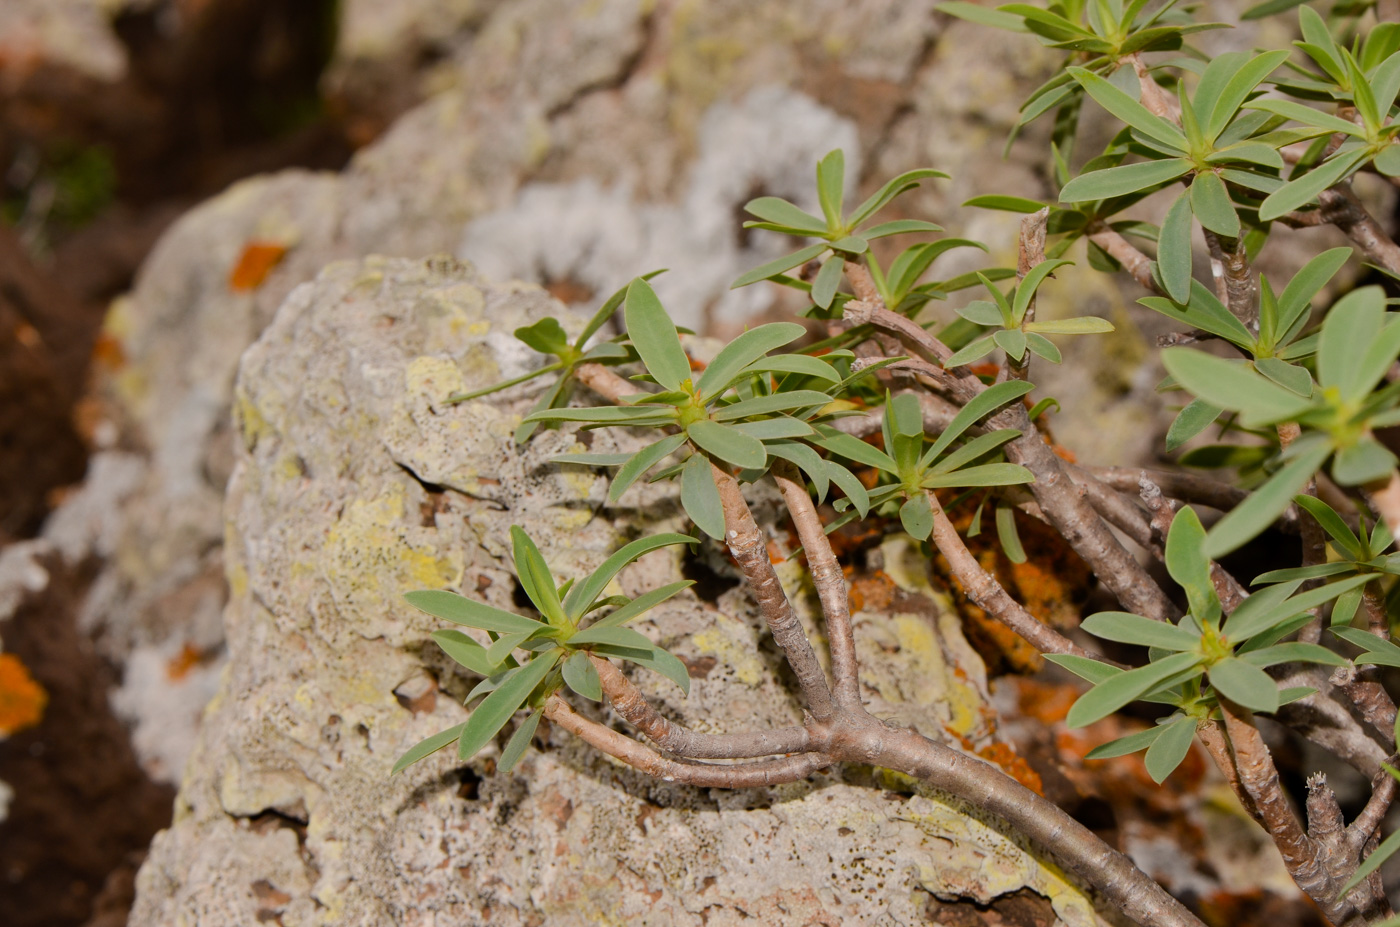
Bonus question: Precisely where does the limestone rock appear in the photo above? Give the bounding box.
[130,255,1099,926]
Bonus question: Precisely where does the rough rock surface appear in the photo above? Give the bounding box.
[130,255,1103,926]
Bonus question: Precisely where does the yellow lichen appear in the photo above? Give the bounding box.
[692,625,765,687]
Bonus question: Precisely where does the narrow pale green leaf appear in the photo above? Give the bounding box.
[1238,642,1349,668]
[392,722,468,774]
[1294,495,1363,560]
[570,625,654,649]
[457,651,561,761]
[921,463,1034,488]
[1253,358,1313,397]
[994,328,1028,362]
[811,425,897,472]
[1044,653,1122,685]
[512,526,565,624]
[817,150,845,229]
[1333,439,1398,486]
[1023,317,1116,334]
[405,590,541,634]
[1067,67,1189,150]
[1205,49,1291,142]
[1341,823,1400,897]
[1318,285,1386,400]
[1158,191,1194,304]
[1224,573,1371,639]
[1161,348,1311,426]
[812,257,844,310]
[862,219,944,239]
[1259,150,1369,222]
[943,334,997,368]
[848,169,948,226]
[698,323,807,396]
[497,709,543,772]
[1166,398,1222,452]
[1253,562,1355,585]
[681,454,725,539]
[1012,259,1074,322]
[609,434,688,502]
[1244,98,1364,138]
[766,439,831,501]
[1139,279,1254,346]
[744,197,828,234]
[1144,717,1199,783]
[928,429,1020,476]
[935,1,1028,30]
[731,418,813,439]
[995,505,1027,564]
[962,195,1046,213]
[588,580,694,629]
[486,629,533,666]
[1062,159,1191,203]
[563,533,696,620]
[524,405,678,425]
[739,355,839,384]
[712,390,833,421]
[1086,724,1167,759]
[826,461,871,518]
[1190,171,1240,238]
[1208,657,1279,713]
[624,645,693,695]
[625,278,691,391]
[431,629,497,676]
[900,492,935,541]
[1066,652,1205,727]
[1026,332,1062,363]
[1081,611,1202,651]
[1203,442,1333,558]
[731,243,829,290]
[550,452,635,467]
[688,420,767,470]
[1165,507,1221,626]
[924,380,1034,463]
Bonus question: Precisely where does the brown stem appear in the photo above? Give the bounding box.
[1221,699,1352,924]
[589,655,813,758]
[1347,763,1398,855]
[1086,224,1162,295]
[712,461,835,720]
[543,697,832,787]
[1317,185,1400,278]
[1085,466,1300,533]
[1197,720,1261,823]
[1202,229,1257,332]
[771,460,861,709]
[806,713,1207,927]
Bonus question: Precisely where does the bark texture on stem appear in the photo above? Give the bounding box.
[771,460,861,709]
[712,460,835,720]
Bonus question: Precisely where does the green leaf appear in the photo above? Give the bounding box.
[924,380,1034,463]
[1253,358,1313,397]
[457,651,561,761]
[811,257,844,310]
[1067,67,1189,151]
[929,429,1021,476]
[514,317,570,355]
[1161,348,1311,426]
[688,420,768,470]
[1066,652,1205,727]
[1204,50,1291,142]
[962,195,1045,213]
[1086,724,1167,759]
[524,404,679,426]
[957,300,1004,326]
[810,425,897,472]
[486,629,534,666]
[1044,653,1122,685]
[588,580,695,629]
[1341,820,1400,897]
[569,625,654,649]
[1081,611,1202,651]
[698,323,807,396]
[1207,657,1279,713]
[935,1,1028,30]
[1376,144,1400,178]
[404,590,541,634]
[1240,0,1306,19]
[681,454,725,539]
[732,243,829,290]
[1139,279,1254,347]
[744,197,828,234]
[1158,191,1194,304]
[731,418,813,440]
[1166,507,1221,626]
[609,434,688,503]
[994,328,1028,362]
[1166,398,1222,452]
[1330,587,1363,628]
[862,220,944,239]
[995,505,1027,564]
[1062,158,1192,203]
[921,463,1033,488]
[829,236,869,255]
[1144,717,1199,783]
[1190,171,1240,238]
[623,645,693,695]
[766,439,831,502]
[1224,573,1371,639]
[562,533,696,620]
[1253,561,1356,585]
[625,278,691,391]
[1318,285,1385,399]
[826,461,871,518]
[1238,642,1349,668]
[511,526,565,624]
[1333,439,1398,486]
[1294,495,1364,561]
[848,169,948,227]
[739,355,839,384]
[392,722,468,774]
[1012,259,1074,323]
[1025,332,1062,363]
[1023,317,1116,334]
[1203,441,1333,558]
[817,150,845,229]
[497,709,543,772]
[512,373,570,446]
[1245,98,1364,139]
[712,390,833,421]
[1259,149,1369,222]
[550,452,635,467]
[900,492,935,541]
[944,334,998,368]
[431,629,498,676]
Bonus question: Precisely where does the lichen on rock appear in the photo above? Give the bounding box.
[130,255,1100,926]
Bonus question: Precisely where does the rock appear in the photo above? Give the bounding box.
[130,255,1098,926]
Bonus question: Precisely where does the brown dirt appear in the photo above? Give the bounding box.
[0,553,176,927]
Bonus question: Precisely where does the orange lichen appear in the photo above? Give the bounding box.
[0,653,47,736]
[166,643,206,681]
[228,241,289,291]
[977,741,1044,794]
